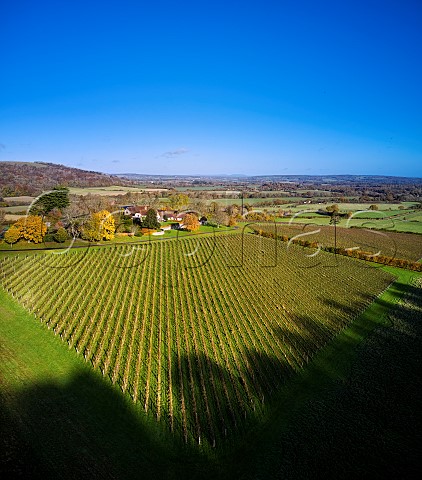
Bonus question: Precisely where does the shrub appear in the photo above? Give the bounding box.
[43,233,55,242]
[54,227,68,243]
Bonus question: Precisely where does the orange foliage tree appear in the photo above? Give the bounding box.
[183,213,200,232]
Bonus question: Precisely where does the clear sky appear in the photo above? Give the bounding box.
[1,0,421,177]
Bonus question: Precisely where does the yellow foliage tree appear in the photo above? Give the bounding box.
[168,193,189,211]
[6,216,47,244]
[82,210,115,241]
[4,226,21,245]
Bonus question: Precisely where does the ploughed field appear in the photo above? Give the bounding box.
[0,235,394,447]
[252,222,422,262]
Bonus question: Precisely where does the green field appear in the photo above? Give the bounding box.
[2,205,31,213]
[272,210,422,234]
[1,236,394,447]
[67,186,168,196]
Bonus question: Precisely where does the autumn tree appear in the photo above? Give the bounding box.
[4,226,21,246]
[81,210,115,241]
[326,204,339,213]
[208,210,229,227]
[183,213,200,231]
[208,201,219,215]
[228,216,237,227]
[6,216,47,244]
[168,193,189,211]
[22,216,47,242]
[0,209,6,225]
[226,204,240,218]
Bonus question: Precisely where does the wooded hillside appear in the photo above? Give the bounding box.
[0,161,133,196]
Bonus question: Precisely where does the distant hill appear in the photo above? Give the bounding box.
[117,172,422,185]
[0,161,133,196]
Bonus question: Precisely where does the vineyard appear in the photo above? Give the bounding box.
[251,222,422,262]
[0,235,394,447]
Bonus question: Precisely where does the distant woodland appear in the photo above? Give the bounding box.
[0,162,131,196]
[1,161,421,205]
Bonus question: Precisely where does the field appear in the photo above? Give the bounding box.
[2,195,36,203]
[0,235,394,447]
[67,186,168,196]
[251,223,422,262]
[272,210,422,234]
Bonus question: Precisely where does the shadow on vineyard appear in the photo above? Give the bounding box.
[321,297,358,317]
[1,369,208,480]
[375,279,421,308]
[170,350,294,447]
[243,277,422,480]
[168,297,381,449]
[2,275,421,479]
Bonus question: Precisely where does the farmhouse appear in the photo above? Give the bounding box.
[157,210,184,222]
[122,205,160,221]
[121,206,199,229]
[122,205,149,218]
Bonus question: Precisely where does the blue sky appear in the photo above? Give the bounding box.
[1,0,421,176]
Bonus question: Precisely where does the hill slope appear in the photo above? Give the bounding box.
[0,161,133,196]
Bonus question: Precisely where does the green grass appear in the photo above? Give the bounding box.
[0,224,239,252]
[0,238,91,251]
[347,215,422,233]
